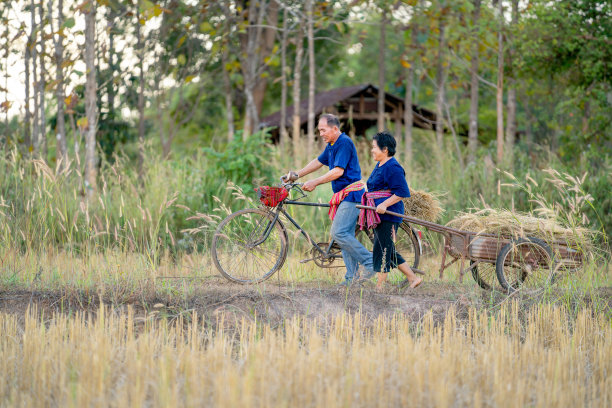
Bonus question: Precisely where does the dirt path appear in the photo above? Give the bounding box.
[2,281,610,327]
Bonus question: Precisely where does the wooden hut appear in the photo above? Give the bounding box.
[259,83,438,142]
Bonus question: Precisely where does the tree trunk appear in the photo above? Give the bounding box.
[404,9,419,174]
[435,5,446,155]
[468,0,481,164]
[24,25,31,153]
[243,87,257,140]
[496,0,504,164]
[107,6,116,118]
[38,1,47,161]
[378,9,386,132]
[505,0,518,157]
[31,0,39,156]
[505,88,516,153]
[279,6,289,149]
[137,2,146,178]
[84,1,97,197]
[306,0,315,158]
[153,67,164,154]
[3,20,8,149]
[49,0,67,169]
[221,45,234,142]
[292,17,305,165]
[446,97,465,171]
[241,0,268,139]
[525,98,533,146]
[404,64,413,169]
[251,0,279,120]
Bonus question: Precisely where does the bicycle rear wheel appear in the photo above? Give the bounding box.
[212,208,288,284]
[357,222,420,269]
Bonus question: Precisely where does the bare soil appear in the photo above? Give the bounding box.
[1,279,610,328]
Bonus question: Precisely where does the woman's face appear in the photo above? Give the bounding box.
[371,139,388,161]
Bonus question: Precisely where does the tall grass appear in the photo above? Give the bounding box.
[0,149,179,258]
[0,131,609,289]
[1,303,609,407]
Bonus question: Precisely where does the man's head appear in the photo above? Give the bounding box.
[318,114,341,144]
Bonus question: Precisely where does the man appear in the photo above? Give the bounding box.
[284,114,374,285]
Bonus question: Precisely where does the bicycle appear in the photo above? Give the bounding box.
[211,180,422,284]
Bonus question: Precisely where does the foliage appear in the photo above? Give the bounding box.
[516,0,612,155]
[202,129,277,196]
[517,0,611,89]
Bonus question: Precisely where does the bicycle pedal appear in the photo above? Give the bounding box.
[300,257,314,264]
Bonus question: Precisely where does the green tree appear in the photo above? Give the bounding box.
[517,0,612,157]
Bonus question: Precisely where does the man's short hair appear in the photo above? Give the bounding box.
[319,113,341,129]
[373,131,397,157]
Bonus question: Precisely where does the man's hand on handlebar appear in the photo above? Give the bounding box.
[302,180,317,192]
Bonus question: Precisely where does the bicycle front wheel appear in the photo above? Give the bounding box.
[212,208,288,284]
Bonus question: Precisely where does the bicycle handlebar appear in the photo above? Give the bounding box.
[279,176,304,190]
[282,181,304,190]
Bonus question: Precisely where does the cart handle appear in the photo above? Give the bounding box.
[355,204,470,236]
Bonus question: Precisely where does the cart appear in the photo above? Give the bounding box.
[357,205,584,292]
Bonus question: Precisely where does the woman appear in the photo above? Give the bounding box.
[361,131,422,290]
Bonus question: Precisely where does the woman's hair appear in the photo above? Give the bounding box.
[373,131,396,157]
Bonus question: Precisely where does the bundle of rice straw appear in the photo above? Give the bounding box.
[446,208,595,247]
[402,190,443,222]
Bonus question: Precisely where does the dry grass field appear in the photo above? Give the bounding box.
[1,301,610,407]
[1,248,611,407]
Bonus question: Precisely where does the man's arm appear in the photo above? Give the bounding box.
[296,159,324,178]
[303,167,344,192]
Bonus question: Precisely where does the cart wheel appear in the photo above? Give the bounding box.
[495,237,557,293]
[470,260,500,291]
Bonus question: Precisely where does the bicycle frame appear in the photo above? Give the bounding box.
[256,182,423,266]
[252,179,346,261]
[257,198,339,260]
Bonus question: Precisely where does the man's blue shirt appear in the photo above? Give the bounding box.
[317,133,364,203]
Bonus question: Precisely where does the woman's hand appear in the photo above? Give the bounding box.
[377,195,403,214]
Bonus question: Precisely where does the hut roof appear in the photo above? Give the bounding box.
[260,83,437,132]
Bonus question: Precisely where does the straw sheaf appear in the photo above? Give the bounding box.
[402,190,443,222]
[446,208,595,246]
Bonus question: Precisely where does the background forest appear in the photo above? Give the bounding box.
[0,0,610,256]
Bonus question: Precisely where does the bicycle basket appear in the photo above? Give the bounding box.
[254,186,288,207]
